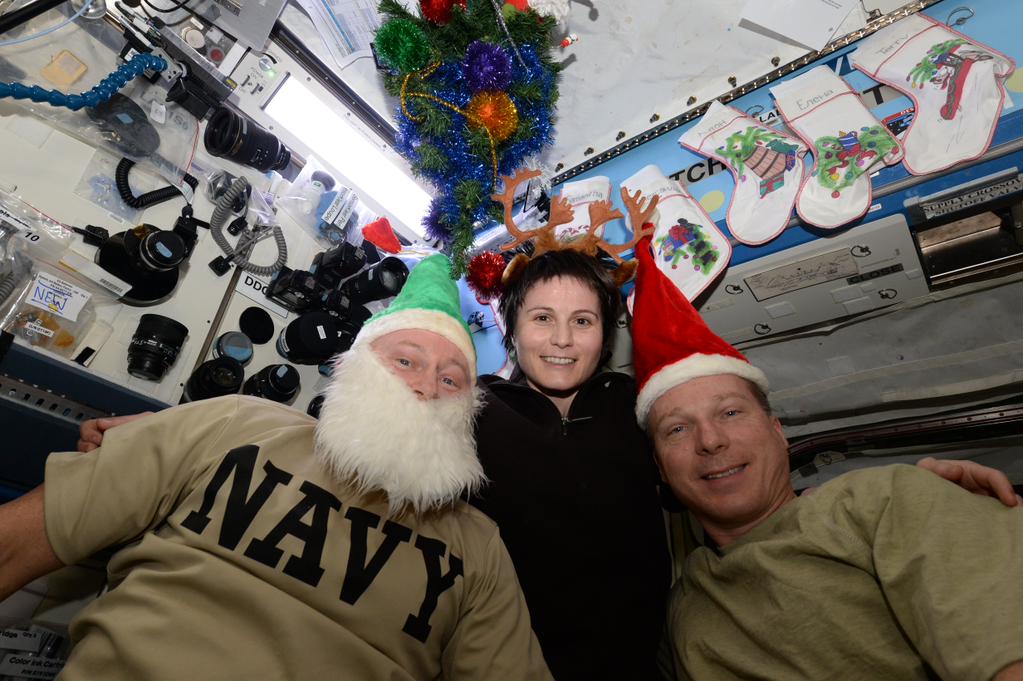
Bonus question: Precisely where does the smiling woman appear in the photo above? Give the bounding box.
[468,250,671,681]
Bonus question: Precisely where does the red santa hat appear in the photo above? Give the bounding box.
[633,235,769,426]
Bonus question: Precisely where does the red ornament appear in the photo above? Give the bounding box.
[420,0,467,25]
[466,251,507,303]
[505,0,529,10]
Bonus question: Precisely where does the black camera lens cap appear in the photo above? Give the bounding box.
[214,331,254,365]
[239,306,275,344]
[268,363,301,395]
[141,231,187,270]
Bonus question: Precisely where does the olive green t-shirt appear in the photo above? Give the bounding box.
[670,464,1023,681]
[44,395,553,681]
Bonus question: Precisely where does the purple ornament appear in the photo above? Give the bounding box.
[423,202,454,243]
[463,41,513,93]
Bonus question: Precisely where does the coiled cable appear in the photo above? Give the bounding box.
[0,248,31,309]
[210,177,287,276]
[115,158,199,209]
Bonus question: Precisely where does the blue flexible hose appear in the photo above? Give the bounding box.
[0,53,167,111]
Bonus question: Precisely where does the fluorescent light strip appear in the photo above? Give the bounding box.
[265,77,431,236]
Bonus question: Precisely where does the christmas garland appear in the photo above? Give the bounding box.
[375,0,561,273]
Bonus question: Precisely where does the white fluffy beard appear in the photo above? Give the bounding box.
[314,343,485,517]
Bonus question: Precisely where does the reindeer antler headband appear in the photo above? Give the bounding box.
[466,169,661,303]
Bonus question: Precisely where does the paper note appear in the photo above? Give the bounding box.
[740,0,857,51]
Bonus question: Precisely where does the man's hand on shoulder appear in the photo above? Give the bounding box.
[916,457,1021,507]
[77,413,152,452]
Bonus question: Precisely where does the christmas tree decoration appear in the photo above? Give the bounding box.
[374,19,432,73]
[420,0,467,25]
[464,41,514,92]
[466,250,507,302]
[622,164,731,302]
[852,13,1014,175]
[679,101,806,246]
[466,91,520,142]
[771,66,902,229]
[375,0,560,273]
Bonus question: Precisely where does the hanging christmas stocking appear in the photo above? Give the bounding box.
[622,164,730,302]
[771,66,903,229]
[679,100,806,245]
[851,13,1014,175]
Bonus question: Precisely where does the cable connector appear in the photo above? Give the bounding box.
[72,224,109,247]
[209,255,232,276]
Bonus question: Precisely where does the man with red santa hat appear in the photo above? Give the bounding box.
[629,235,1023,681]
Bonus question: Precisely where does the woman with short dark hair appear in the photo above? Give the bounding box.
[470,249,670,681]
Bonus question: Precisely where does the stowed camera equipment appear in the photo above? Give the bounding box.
[333,256,409,307]
[204,106,291,173]
[264,247,406,362]
[213,330,253,366]
[127,314,189,381]
[243,363,301,404]
[276,310,338,365]
[97,221,189,305]
[152,19,235,121]
[207,177,287,278]
[88,96,162,159]
[309,241,371,289]
[205,169,251,214]
[95,199,207,306]
[181,356,245,403]
[265,266,321,313]
[319,288,372,353]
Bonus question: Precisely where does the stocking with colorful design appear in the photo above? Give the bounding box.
[679,100,807,245]
[621,164,731,302]
[771,66,902,229]
[851,13,1014,175]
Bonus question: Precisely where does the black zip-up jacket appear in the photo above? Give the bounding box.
[470,371,670,681]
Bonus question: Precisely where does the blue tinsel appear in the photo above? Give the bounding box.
[395,41,557,248]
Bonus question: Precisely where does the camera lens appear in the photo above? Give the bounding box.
[181,356,245,403]
[243,363,301,404]
[128,314,189,381]
[204,106,292,173]
[276,311,339,365]
[213,331,254,366]
[334,257,409,306]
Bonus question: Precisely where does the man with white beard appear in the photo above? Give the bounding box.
[0,255,554,681]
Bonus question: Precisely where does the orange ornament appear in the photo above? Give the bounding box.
[466,91,519,143]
